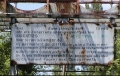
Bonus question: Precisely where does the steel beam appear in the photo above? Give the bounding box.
[46,0,49,14]
[0,13,118,18]
[7,0,120,4]
[76,0,79,15]
[4,0,6,13]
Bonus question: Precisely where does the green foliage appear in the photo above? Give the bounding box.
[91,3,102,11]
[52,65,62,76]
[0,32,38,75]
[52,65,77,76]
[0,32,10,75]
[18,65,37,76]
[105,30,120,75]
[85,4,90,9]
[0,2,4,12]
[92,0,102,11]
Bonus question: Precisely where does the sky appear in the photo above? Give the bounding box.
[10,3,117,11]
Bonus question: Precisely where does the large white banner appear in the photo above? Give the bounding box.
[11,23,114,65]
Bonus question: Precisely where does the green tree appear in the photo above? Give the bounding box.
[85,0,103,11]
[0,32,39,75]
[0,32,10,75]
[17,64,37,75]
[106,30,120,75]
[85,4,90,9]
[52,65,78,76]
[91,0,102,11]
[52,65,62,76]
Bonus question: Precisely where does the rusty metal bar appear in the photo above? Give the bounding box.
[36,70,98,72]
[8,0,76,3]
[3,18,120,24]
[0,13,118,18]
[79,1,119,4]
[4,0,6,13]
[46,0,49,14]
[7,0,120,4]
[0,12,117,15]
[76,0,79,15]
[118,0,120,14]
[14,18,116,23]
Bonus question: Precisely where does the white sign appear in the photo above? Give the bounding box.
[11,23,114,65]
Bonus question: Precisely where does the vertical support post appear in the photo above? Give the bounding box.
[4,0,6,13]
[15,3,17,8]
[10,66,15,75]
[76,0,79,15]
[110,21,117,76]
[10,17,17,76]
[15,65,18,75]
[10,65,18,75]
[114,27,117,60]
[66,65,68,76]
[118,0,120,14]
[62,65,66,76]
[46,0,49,14]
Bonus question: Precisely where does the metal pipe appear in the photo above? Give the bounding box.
[62,65,66,76]
[10,66,15,75]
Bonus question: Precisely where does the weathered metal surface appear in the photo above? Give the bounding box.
[8,0,76,3]
[55,2,75,14]
[11,23,114,65]
[0,1,5,13]
[79,0,120,4]
[7,0,120,4]
[13,2,78,17]
[0,2,119,18]
[15,18,120,24]
[50,1,79,16]
[4,2,117,18]
[5,3,117,18]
